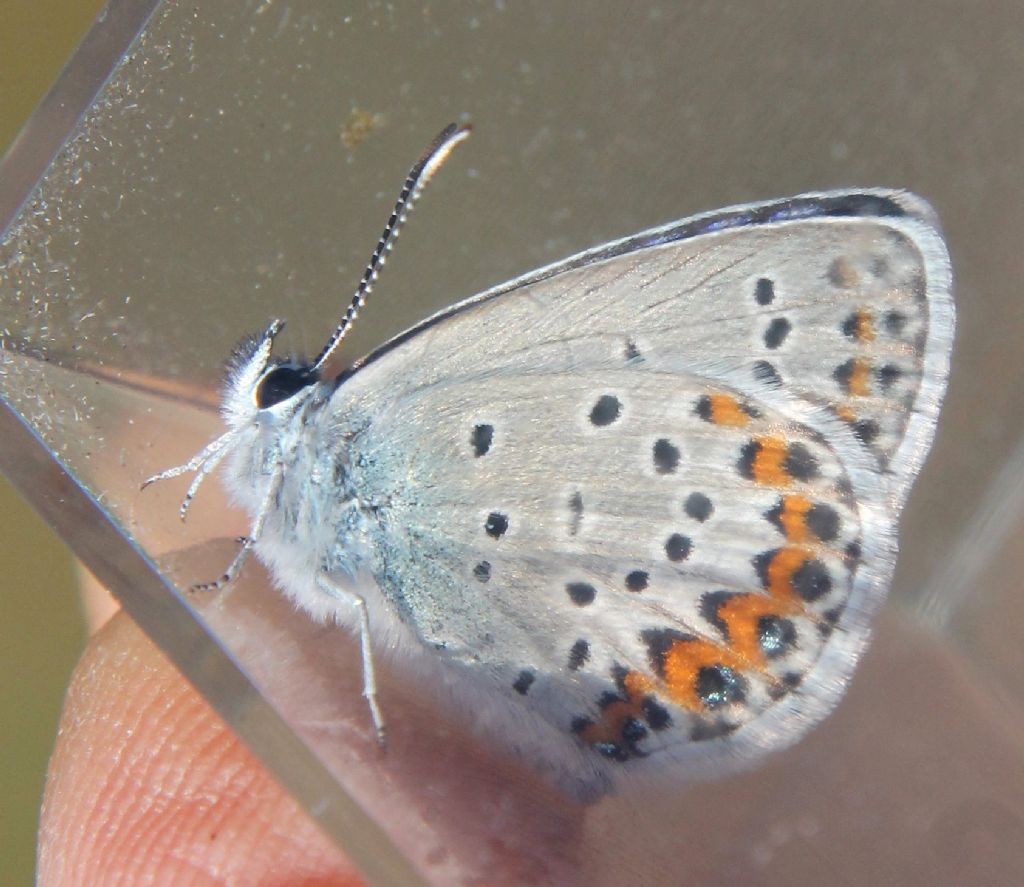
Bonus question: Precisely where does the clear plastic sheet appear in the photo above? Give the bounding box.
[2,2,1023,884]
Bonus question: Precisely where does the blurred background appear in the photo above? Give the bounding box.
[0,2,107,881]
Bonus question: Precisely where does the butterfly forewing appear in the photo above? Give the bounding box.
[353,201,950,504]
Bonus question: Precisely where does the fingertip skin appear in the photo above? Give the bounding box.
[38,612,361,887]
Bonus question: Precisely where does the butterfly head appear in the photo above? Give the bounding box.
[222,318,321,431]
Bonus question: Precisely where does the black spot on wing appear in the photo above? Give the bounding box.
[695,395,714,422]
[763,317,791,349]
[653,439,681,474]
[684,492,713,522]
[513,670,535,695]
[877,363,902,391]
[590,394,621,426]
[757,615,797,658]
[784,443,820,481]
[752,361,782,386]
[792,559,832,601]
[805,503,840,542]
[567,639,590,671]
[853,418,880,445]
[568,491,584,536]
[665,534,692,562]
[884,310,907,335]
[642,697,672,730]
[625,570,649,592]
[471,423,493,456]
[566,582,597,606]
[485,512,508,538]
[696,665,747,708]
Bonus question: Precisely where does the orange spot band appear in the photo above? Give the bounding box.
[855,308,876,343]
[715,593,796,667]
[751,436,791,486]
[764,546,811,602]
[709,393,750,426]
[849,358,871,397]
[662,638,745,711]
[778,494,814,543]
[579,671,653,747]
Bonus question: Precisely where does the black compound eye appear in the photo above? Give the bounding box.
[255,365,317,408]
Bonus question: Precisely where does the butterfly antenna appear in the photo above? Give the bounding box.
[311,122,472,372]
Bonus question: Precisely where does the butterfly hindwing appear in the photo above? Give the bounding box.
[340,369,874,765]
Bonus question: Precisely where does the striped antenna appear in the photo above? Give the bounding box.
[311,122,472,372]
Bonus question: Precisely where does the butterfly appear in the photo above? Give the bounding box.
[147,123,953,800]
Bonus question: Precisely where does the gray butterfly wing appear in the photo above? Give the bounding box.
[328,191,952,777]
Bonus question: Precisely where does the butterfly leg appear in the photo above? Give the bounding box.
[141,430,238,521]
[315,574,387,746]
[191,535,254,593]
[141,429,234,489]
[192,464,282,593]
